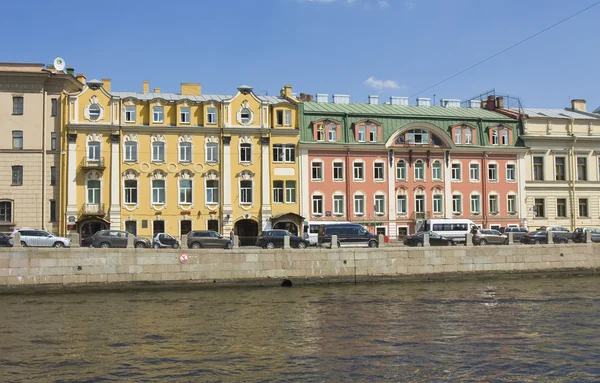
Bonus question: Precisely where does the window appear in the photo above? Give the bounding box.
[51,132,57,151]
[207,107,217,124]
[12,131,23,149]
[124,180,138,204]
[276,110,283,126]
[452,195,462,214]
[577,157,587,181]
[333,195,344,215]
[125,221,137,236]
[240,143,252,163]
[375,195,385,215]
[51,98,58,117]
[49,200,57,222]
[0,201,12,222]
[374,163,385,181]
[327,124,337,142]
[312,195,323,215]
[152,180,165,204]
[432,161,442,181]
[152,142,165,162]
[533,157,544,181]
[578,198,588,217]
[501,130,509,145]
[273,144,295,163]
[50,166,56,186]
[179,142,192,163]
[206,180,219,203]
[455,128,462,144]
[357,125,366,142]
[312,162,323,181]
[491,130,499,145]
[354,195,365,215]
[507,195,517,214]
[240,108,251,124]
[556,198,567,218]
[87,141,100,161]
[470,163,480,181]
[273,181,284,203]
[88,104,101,121]
[153,106,164,123]
[465,128,472,144]
[397,195,407,214]
[124,141,137,162]
[284,110,292,126]
[206,143,219,163]
[180,107,190,123]
[451,163,461,181]
[12,166,23,185]
[415,195,425,214]
[488,163,498,181]
[489,195,499,214]
[179,179,192,204]
[407,129,429,144]
[285,181,296,203]
[414,160,424,180]
[555,157,566,180]
[13,96,23,115]
[240,180,252,203]
[353,162,364,181]
[87,180,100,204]
[396,160,407,180]
[369,125,378,142]
[333,162,344,181]
[506,164,516,181]
[470,195,480,214]
[534,198,545,217]
[125,105,136,122]
[316,125,325,141]
[433,195,443,214]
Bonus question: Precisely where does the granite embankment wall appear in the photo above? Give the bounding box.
[0,244,599,291]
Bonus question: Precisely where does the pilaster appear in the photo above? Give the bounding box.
[260,136,272,228]
[109,134,121,230]
[222,136,233,232]
[65,134,78,231]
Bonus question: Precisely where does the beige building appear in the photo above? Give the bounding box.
[521,100,600,230]
[0,63,81,233]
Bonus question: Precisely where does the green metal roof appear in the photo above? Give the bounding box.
[302,102,515,120]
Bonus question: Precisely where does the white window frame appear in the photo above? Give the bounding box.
[240,180,253,204]
[327,124,337,142]
[357,125,366,142]
[455,128,462,144]
[333,194,345,215]
[506,164,516,182]
[489,194,499,214]
[353,194,365,216]
[470,194,480,214]
[206,180,219,204]
[333,161,344,181]
[397,194,407,215]
[465,128,472,144]
[451,163,461,181]
[285,181,296,203]
[433,194,443,214]
[369,125,377,142]
[152,142,165,163]
[153,106,164,123]
[507,194,517,214]
[86,179,101,204]
[501,129,509,145]
[470,163,480,181]
[284,110,292,126]
[432,161,442,181]
[311,161,323,181]
[179,142,192,163]
[206,143,219,163]
[353,161,365,181]
[152,179,166,204]
[374,194,385,215]
[415,194,425,214]
[179,179,193,204]
[240,143,252,163]
[312,194,324,215]
[124,105,136,123]
[414,160,425,181]
[206,107,217,124]
[180,107,190,124]
[124,179,138,205]
[273,181,284,203]
[488,163,498,182]
[87,141,100,161]
[396,160,407,180]
[124,141,137,162]
[452,194,462,215]
[374,162,385,182]
[491,129,499,145]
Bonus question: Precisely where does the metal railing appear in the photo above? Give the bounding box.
[79,203,105,216]
[80,157,106,170]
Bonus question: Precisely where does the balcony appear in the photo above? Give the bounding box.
[79,203,105,217]
[80,157,106,171]
[412,211,430,220]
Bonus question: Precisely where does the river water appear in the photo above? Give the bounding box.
[1,275,599,382]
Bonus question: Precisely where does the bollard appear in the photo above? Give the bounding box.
[233,235,239,249]
[181,234,188,249]
[423,233,430,247]
[508,232,514,245]
[585,230,591,243]
[331,234,338,249]
[465,233,473,247]
[13,232,22,247]
[547,231,553,244]
[378,234,385,248]
[283,235,290,249]
[127,234,135,248]
[70,232,80,248]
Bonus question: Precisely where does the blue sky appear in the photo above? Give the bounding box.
[3,0,599,110]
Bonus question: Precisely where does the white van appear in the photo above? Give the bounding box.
[419,219,478,244]
[302,220,350,246]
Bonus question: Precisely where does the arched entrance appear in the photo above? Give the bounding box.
[234,219,259,246]
[271,212,304,237]
[77,218,109,246]
[273,221,299,236]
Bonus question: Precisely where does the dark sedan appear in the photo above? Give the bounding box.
[520,230,567,244]
[256,230,309,249]
[0,233,10,247]
[403,231,454,247]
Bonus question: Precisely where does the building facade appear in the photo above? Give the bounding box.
[0,63,81,234]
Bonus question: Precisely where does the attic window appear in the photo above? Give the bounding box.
[89,104,101,121]
[240,108,251,124]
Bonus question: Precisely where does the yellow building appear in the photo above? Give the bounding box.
[62,78,301,244]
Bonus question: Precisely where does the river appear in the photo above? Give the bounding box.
[1,275,599,382]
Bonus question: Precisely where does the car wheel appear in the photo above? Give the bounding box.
[504,239,509,245]
[297,241,307,249]
[135,242,146,249]
[534,240,540,245]
[368,240,378,248]
[447,240,453,246]
[154,243,160,249]
[416,241,423,247]
[53,242,65,248]
[172,243,180,249]
[191,242,201,249]
[480,239,487,246]
[560,238,568,244]
[100,242,110,248]
[266,242,275,249]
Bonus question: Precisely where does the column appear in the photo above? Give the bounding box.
[222,136,233,233]
[299,148,310,221]
[65,133,78,232]
[517,152,527,227]
[260,136,272,231]
[109,134,121,230]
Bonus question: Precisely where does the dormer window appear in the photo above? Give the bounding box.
[490,124,511,146]
[407,129,429,144]
[153,106,164,123]
[316,124,324,141]
[358,125,366,142]
[369,125,377,142]
[492,130,499,145]
[501,130,509,145]
[465,128,472,144]
[327,124,337,142]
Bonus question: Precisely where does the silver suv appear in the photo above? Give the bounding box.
[9,229,71,248]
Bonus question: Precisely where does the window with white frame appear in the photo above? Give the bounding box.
[501,129,509,145]
[369,125,377,142]
[276,110,283,126]
[491,130,498,145]
[470,163,480,181]
[152,142,165,162]
[357,125,366,142]
[452,194,462,214]
[451,163,461,181]
[354,194,365,215]
[152,180,165,204]
[87,141,100,160]
[124,180,137,204]
[396,160,407,180]
[240,143,252,163]
[206,107,217,124]
[273,144,295,163]
[433,194,443,214]
[432,161,442,181]
[415,195,425,213]
[273,181,284,203]
[374,195,385,215]
[455,128,462,144]
[153,106,164,123]
[470,194,480,214]
[488,194,499,214]
[407,129,429,144]
[577,157,587,181]
[506,164,516,181]
[374,162,385,181]
[240,108,251,124]
[87,180,100,204]
[312,195,323,215]
[286,181,296,203]
[125,105,136,122]
[333,195,344,215]
[507,195,517,214]
[124,141,137,162]
[328,124,337,142]
[240,180,253,203]
[179,179,192,204]
[333,162,344,181]
[316,125,325,141]
[465,128,472,144]
[414,160,424,180]
[206,180,219,203]
[284,110,292,126]
[353,162,364,181]
[488,163,498,181]
[397,195,407,214]
[180,107,190,123]
[312,162,323,181]
[179,142,192,163]
[206,143,219,163]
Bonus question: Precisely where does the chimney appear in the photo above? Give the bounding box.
[469,100,481,109]
[571,99,586,112]
[180,83,201,95]
[143,80,149,94]
[332,94,350,104]
[153,87,160,93]
[66,67,75,76]
[280,84,293,98]
[368,95,379,105]
[75,74,86,85]
[495,96,505,109]
[440,99,461,108]
[102,78,111,92]
[390,96,408,106]
[298,93,314,102]
[416,97,431,107]
[316,94,329,103]
[483,95,496,111]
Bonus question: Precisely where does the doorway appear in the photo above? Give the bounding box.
[207,219,219,233]
[153,220,165,237]
[180,220,192,238]
[234,219,259,246]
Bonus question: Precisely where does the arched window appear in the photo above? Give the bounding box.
[414,160,425,181]
[432,161,442,181]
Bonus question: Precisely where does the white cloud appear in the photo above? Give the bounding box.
[405,1,416,10]
[364,77,406,90]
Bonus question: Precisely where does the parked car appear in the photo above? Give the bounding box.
[0,233,11,247]
[572,227,600,243]
[153,233,180,249]
[501,227,529,242]
[520,230,567,245]
[403,231,454,247]
[537,226,572,241]
[317,223,379,248]
[256,230,309,249]
[473,229,508,245]
[9,228,71,248]
[81,234,95,248]
[91,230,151,248]
[187,230,231,249]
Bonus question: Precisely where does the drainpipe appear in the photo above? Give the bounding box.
[42,88,47,230]
[569,119,576,231]
[482,151,488,228]
[344,113,351,221]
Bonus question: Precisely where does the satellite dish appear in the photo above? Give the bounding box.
[53,57,65,71]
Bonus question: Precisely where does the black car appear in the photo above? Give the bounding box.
[536,226,572,241]
[572,227,600,243]
[256,230,309,249]
[520,230,566,244]
[0,233,11,247]
[153,233,180,249]
[403,231,454,247]
[501,227,529,242]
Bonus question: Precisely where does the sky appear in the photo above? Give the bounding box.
[2,0,599,110]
